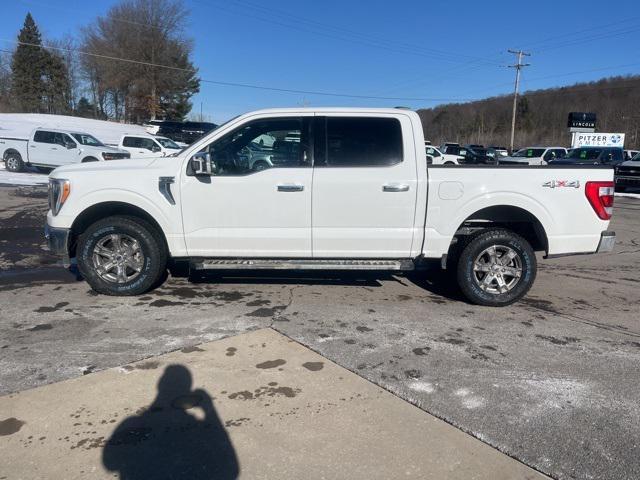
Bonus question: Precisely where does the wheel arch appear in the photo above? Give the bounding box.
[68,201,169,258]
[3,148,22,161]
[451,204,549,254]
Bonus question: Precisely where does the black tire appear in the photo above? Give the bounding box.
[456,229,536,307]
[252,160,269,171]
[77,216,168,296]
[5,153,25,173]
[82,156,99,163]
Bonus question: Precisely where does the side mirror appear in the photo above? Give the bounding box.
[65,141,76,149]
[189,153,214,176]
[151,145,161,152]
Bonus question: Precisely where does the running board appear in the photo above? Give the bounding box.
[190,258,414,271]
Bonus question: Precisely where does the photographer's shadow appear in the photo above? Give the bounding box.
[102,365,239,480]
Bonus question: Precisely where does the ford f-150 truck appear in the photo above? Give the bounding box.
[1,128,130,172]
[44,108,616,306]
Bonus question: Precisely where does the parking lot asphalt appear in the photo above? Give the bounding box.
[1,183,639,480]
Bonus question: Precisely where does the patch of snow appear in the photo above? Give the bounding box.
[0,163,48,186]
[461,396,485,409]
[454,387,471,397]
[408,381,434,394]
[615,192,640,200]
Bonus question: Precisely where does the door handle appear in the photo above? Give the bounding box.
[51,147,58,150]
[277,184,304,192]
[382,183,410,192]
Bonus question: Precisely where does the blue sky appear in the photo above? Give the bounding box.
[2,0,640,123]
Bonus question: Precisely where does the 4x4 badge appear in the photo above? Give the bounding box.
[542,180,580,188]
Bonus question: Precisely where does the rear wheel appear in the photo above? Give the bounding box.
[456,229,536,306]
[77,216,168,295]
[5,153,24,172]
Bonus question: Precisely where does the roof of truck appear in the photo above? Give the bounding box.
[239,107,418,115]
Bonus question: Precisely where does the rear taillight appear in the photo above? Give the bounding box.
[585,181,614,220]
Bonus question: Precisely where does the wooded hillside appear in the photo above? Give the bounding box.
[417,75,640,149]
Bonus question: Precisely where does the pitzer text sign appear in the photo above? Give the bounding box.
[572,133,625,148]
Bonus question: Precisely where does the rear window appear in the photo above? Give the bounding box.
[322,117,403,167]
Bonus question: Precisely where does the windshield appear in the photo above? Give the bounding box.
[513,148,545,158]
[632,152,640,161]
[566,148,602,160]
[468,147,487,156]
[156,137,181,149]
[71,133,104,146]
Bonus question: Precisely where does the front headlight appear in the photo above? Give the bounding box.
[48,178,71,216]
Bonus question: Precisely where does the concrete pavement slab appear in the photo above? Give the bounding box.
[0,328,545,479]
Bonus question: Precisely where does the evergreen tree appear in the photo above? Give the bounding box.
[75,96,95,118]
[42,50,71,114]
[11,13,46,112]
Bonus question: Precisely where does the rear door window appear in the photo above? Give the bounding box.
[317,117,403,167]
[122,137,139,148]
[33,130,56,143]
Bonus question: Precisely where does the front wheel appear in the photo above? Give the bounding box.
[77,216,168,295]
[456,229,536,306]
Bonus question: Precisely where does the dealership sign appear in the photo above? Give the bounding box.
[572,133,625,148]
[567,112,596,130]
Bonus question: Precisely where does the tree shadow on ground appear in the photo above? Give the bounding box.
[102,365,239,480]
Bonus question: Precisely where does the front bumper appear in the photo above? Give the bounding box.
[596,231,616,253]
[615,175,640,188]
[44,222,70,258]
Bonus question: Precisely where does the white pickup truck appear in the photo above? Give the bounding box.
[45,108,616,306]
[117,134,183,159]
[425,145,462,165]
[1,128,130,172]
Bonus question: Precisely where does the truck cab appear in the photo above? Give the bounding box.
[118,134,183,159]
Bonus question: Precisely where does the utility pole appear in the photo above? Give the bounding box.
[508,49,530,152]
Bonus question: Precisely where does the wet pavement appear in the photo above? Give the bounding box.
[0,184,639,480]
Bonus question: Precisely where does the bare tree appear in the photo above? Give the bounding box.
[80,0,199,123]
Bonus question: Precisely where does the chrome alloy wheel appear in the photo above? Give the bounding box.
[92,234,144,284]
[6,157,19,170]
[472,245,523,294]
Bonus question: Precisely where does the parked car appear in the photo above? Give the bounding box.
[425,146,461,165]
[549,147,624,166]
[614,153,640,192]
[623,149,639,161]
[487,147,509,159]
[1,128,130,172]
[118,134,183,159]
[499,147,567,166]
[441,144,466,156]
[440,142,459,151]
[144,120,218,145]
[461,146,496,164]
[45,108,616,307]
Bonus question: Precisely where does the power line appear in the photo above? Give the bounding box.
[519,16,640,50]
[0,38,474,103]
[197,0,503,66]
